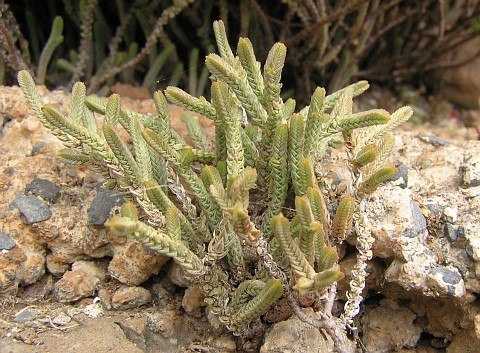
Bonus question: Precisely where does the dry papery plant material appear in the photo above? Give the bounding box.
[18,20,412,353]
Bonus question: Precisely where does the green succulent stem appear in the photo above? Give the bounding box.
[106,215,205,275]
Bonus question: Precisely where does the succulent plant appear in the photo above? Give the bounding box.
[18,20,412,352]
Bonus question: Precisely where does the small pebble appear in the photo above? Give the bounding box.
[23,117,41,132]
[391,162,409,189]
[0,231,16,250]
[461,145,480,187]
[83,302,105,318]
[425,202,444,216]
[418,133,451,146]
[9,193,52,223]
[443,223,457,243]
[443,206,458,223]
[25,177,60,203]
[3,167,14,176]
[52,313,72,326]
[13,309,37,324]
[182,285,205,313]
[428,266,465,297]
[167,262,190,288]
[112,286,151,310]
[31,141,45,156]
[422,159,432,168]
[88,187,124,225]
[211,335,236,352]
[146,312,175,337]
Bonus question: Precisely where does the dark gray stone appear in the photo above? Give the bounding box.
[457,226,465,238]
[9,193,52,223]
[3,167,14,176]
[391,162,409,189]
[429,266,465,298]
[88,187,124,225]
[461,147,480,187]
[31,141,45,156]
[429,267,462,285]
[466,240,474,258]
[0,232,16,250]
[425,202,445,216]
[443,223,457,243]
[418,133,451,146]
[25,177,60,203]
[13,309,37,323]
[403,200,427,238]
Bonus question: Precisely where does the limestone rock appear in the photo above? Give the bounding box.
[54,260,106,302]
[111,286,152,310]
[365,185,427,248]
[167,262,190,287]
[409,297,465,339]
[46,254,70,277]
[146,311,176,338]
[260,310,333,353]
[365,185,439,294]
[447,329,480,353]
[362,299,422,353]
[426,266,466,297]
[364,134,480,298]
[37,219,112,273]
[461,142,480,187]
[0,212,46,291]
[182,285,205,313]
[83,302,105,318]
[210,334,236,352]
[108,240,169,285]
[116,316,147,351]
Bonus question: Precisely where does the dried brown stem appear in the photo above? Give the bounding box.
[89,0,195,92]
[285,0,368,47]
[69,0,98,86]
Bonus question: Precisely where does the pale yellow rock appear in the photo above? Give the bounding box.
[474,314,480,339]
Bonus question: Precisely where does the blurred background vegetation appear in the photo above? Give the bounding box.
[1,0,480,105]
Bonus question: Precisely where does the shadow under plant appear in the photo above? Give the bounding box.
[18,21,413,352]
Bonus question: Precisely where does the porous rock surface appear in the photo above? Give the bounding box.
[361,299,422,352]
[260,310,333,353]
[54,260,106,303]
[1,84,480,352]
